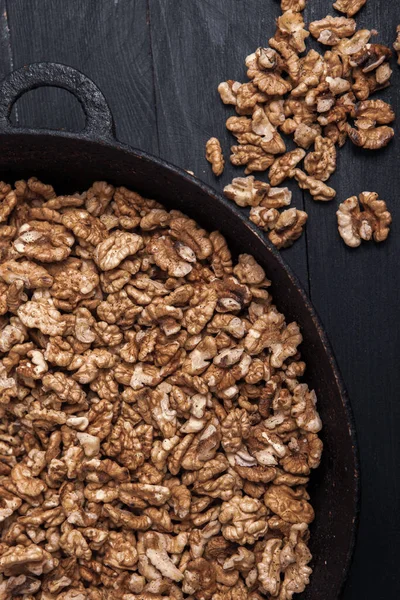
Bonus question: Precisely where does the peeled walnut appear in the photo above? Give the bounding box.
[13,221,74,262]
[351,99,395,125]
[249,206,279,231]
[268,148,306,186]
[234,129,286,156]
[344,122,394,150]
[93,230,143,271]
[245,52,292,97]
[264,484,314,524]
[230,145,275,174]
[337,192,392,247]
[218,80,241,105]
[394,25,400,65]
[268,208,308,249]
[0,259,53,289]
[281,0,306,11]
[293,123,320,149]
[304,136,337,181]
[309,16,356,45]
[333,0,366,17]
[223,176,270,207]
[235,82,269,114]
[294,169,336,201]
[277,10,310,53]
[206,137,225,176]
[350,43,392,73]
[219,495,268,544]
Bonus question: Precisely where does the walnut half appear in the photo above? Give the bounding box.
[206,137,225,176]
[337,191,392,247]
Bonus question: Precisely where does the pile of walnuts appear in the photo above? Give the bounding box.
[0,178,323,599]
[207,0,397,248]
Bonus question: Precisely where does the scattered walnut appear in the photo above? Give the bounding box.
[218,80,241,105]
[206,137,225,176]
[394,25,400,65]
[216,8,394,257]
[294,169,336,201]
[309,16,357,46]
[230,145,275,174]
[268,149,306,187]
[333,0,367,17]
[223,176,270,207]
[0,178,322,599]
[351,99,395,125]
[277,10,310,53]
[337,191,392,247]
[350,43,392,73]
[304,136,337,181]
[344,122,394,149]
[281,0,306,11]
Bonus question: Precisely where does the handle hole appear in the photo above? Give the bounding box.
[10,87,86,132]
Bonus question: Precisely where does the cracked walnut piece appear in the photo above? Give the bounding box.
[268,208,308,249]
[333,0,367,17]
[395,26,400,65]
[206,137,225,176]
[0,177,323,600]
[337,191,391,247]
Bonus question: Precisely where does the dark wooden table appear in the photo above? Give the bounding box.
[0,0,398,596]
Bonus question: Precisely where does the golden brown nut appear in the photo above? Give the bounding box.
[344,122,394,149]
[333,0,367,17]
[249,206,280,231]
[13,221,74,263]
[245,51,292,96]
[293,123,320,149]
[304,136,337,181]
[277,10,310,53]
[264,484,314,524]
[230,145,275,174]
[235,82,268,114]
[351,99,395,125]
[309,16,356,45]
[268,148,306,186]
[350,43,392,72]
[206,137,225,176]
[0,190,17,224]
[294,169,336,201]
[223,176,270,207]
[234,130,286,156]
[281,0,306,10]
[337,192,392,247]
[268,208,308,249]
[394,25,400,64]
[218,80,241,105]
[0,260,53,289]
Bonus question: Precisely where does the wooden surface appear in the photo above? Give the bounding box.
[1,0,399,596]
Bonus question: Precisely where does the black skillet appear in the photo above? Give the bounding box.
[0,63,360,599]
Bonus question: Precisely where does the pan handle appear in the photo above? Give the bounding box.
[0,62,115,141]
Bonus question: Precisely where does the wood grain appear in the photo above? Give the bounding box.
[303,2,400,598]
[0,0,399,596]
[5,0,157,152]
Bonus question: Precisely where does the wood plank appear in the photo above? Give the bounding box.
[148,0,310,290]
[303,1,400,598]
[0,2,13,82]
[6,0,158,153]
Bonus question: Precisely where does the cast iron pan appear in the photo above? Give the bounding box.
[0,63,360,599]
